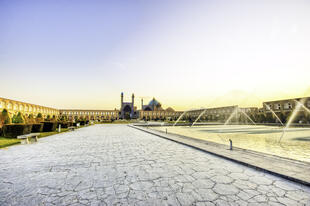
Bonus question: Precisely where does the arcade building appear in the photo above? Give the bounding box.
[1,94,309,123]
[59,93,183,121]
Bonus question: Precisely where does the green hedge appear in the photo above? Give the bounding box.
[2,124,32,138]
[79,120,85,125]
[31,123,43,133]
[42,122,57,132]
[58,122,69,128]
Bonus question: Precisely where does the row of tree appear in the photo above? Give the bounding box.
[0,109,59,127]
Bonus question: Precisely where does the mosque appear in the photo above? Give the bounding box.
[119,92,182,120]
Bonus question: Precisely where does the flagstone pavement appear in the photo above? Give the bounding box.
[0,124,309,206]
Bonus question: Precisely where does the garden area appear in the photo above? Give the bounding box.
[0,109,90,148]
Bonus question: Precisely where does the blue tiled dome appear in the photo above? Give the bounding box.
[148,98,161,108]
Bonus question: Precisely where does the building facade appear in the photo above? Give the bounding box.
[119,93,138,119]
[1,95,310,123]
[59,109,119,121]
[0,97,59,119]
[263,97,310,113]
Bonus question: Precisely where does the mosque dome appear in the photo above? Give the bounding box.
[148,98,161,106]
[148,98,162,109]
[165,107,175,112]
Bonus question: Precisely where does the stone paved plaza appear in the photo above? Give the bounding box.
[0,125,309,206]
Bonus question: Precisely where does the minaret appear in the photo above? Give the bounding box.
[141,98,143,110]
[131,93,135,117]
[121,92,124,110]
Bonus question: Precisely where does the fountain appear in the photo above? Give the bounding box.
[239,109,256,125]
[224,107,239,125]
[223,107,256,126]
[191,109,207,127]
[263,103,284,126]
[214,107,239,144]
[173,110,192,126]
[279,99,306,142]
[295,100,310,114]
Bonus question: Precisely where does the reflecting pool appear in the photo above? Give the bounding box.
[153,125,310,162]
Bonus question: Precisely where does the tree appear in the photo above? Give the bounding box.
[60,115,67,121]
[265,113,275,123]
[279,112,287,124]
[256,113,266,123]
[36,113,43,123]
[2,109,11,124]
[27,114,36,124]
[12,112,24,123]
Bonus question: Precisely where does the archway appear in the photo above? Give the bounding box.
[123,105,131,119]
[144,106,152,111]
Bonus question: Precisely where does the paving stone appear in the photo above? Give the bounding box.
[213,183,239,195]
[192,179,215,189]
[0,124,309,205]
[195,189,218,201]
[250,176,273,185]
[212,175,234,184]
[176,192,195,205]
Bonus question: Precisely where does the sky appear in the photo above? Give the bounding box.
[1,0,310,110]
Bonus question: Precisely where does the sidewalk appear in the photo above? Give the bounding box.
[130,125,310,186]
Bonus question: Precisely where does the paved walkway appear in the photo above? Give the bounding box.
[131,125,310,186]
[0,125,309,206]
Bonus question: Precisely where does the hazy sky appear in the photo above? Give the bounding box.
[1,0,310,110]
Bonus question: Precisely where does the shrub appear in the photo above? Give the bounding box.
[60,115,68,121]
[2,109,11,124]
[42,122,57,132]
[57,121,69,128]
[78,120,86,125]
[61,122,69,128]
[26,114,36,124]
[31,123,43,132]
[12,112,24,124]
[45,115,51,121]
[2,124,32,138]
[265,113,275,123]
[36,113,44,123]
